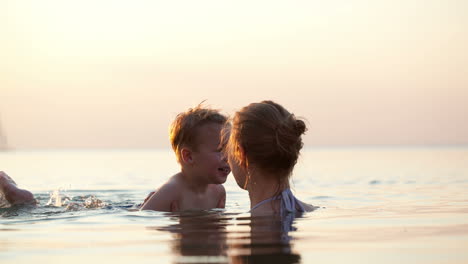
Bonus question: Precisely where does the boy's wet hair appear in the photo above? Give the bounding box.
[170,104,227,163]
[222,100,307,183]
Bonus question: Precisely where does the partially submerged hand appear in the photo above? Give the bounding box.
[0,171,36,207]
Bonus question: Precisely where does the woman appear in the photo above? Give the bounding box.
[222,100,314,214]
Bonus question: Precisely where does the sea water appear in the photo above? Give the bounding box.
[1,147,467,264]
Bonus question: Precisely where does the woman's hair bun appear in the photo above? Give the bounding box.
[294,119,307,136]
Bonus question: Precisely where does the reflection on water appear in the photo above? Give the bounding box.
[150,210,304,264]
[229,213,302,264]
[151,211,229,263]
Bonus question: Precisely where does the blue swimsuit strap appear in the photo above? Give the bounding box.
[250,195,281,211]
[250,188,305,213]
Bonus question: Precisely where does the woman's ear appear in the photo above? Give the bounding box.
[180,148,193,164]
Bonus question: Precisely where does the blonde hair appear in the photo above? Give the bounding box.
[170,104,227,162]
[222,101,306,183]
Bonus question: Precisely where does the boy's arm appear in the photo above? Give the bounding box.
[216,185,226,208]
[140,183,179,212]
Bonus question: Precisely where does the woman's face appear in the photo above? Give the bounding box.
[227,154,248,190]
[223,125,248,190]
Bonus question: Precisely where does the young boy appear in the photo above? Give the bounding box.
[140,105,230,212]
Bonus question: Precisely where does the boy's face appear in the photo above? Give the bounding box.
[191,123,230,184]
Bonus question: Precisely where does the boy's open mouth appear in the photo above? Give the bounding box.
[218,166,230,174]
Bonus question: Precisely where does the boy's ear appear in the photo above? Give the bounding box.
[180,148,193,164]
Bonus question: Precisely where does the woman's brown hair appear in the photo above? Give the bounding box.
[223,101,307,184]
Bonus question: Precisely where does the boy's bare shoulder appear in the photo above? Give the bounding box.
[164,173,184,189]
[151,174,183,195]
[208,183,225,195]
[157,177,182,194]
[140,174,182,211]
[210,184,226,202]
[208,184,226,208]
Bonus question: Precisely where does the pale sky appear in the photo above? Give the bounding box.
[1,0,467,149]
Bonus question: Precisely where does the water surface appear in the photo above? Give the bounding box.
[1,147,468,263]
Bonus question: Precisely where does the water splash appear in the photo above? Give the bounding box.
[84,195,106,208]
[46,189,70,207]
[65,195,107,211]
[45,189,107,211]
